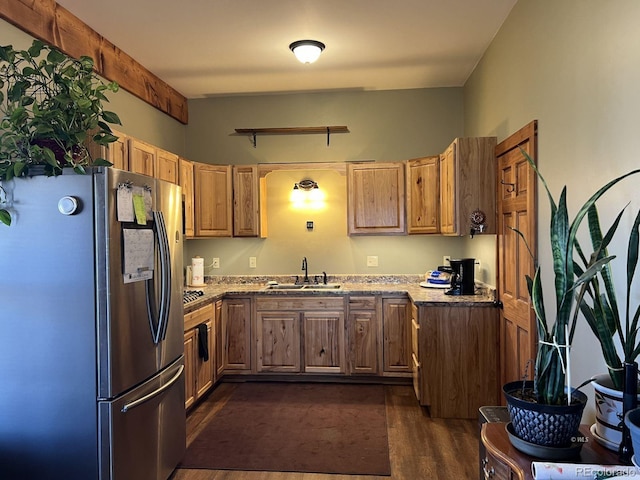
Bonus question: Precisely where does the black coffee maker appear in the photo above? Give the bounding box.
[445,258,476,295]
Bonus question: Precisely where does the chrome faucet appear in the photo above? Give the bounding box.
[301,257,310,283]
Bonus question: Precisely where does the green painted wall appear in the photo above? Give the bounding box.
[184,89,471,276]
[463,0,640,420]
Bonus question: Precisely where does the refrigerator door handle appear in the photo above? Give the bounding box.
[155,210,172,342]
[147,210,172,344]
[120,364,184,413]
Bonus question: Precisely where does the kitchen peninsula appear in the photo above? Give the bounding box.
[183,275,499,419]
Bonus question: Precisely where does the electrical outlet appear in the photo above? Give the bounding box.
[249,256,257,268]
[212,257,220,269]
[443,256,451,265]
[367,256,379,267]
[475,259,482,271]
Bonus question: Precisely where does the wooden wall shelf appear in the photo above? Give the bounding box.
[235,126,349,147]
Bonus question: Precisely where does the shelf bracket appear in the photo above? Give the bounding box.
[252,131,257,148]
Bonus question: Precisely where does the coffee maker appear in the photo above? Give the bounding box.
[445,258,476,295]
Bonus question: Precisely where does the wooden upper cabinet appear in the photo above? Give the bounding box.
[179,158,195,238]
[232,165,261,237]
[156,148,179,184]
[128,139,156,177]
[406,156,439,234]
[347,162,406,235]
[439,137,497,236]
[104,130,129,171]
[194,163,233,237]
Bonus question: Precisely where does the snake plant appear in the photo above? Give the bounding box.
[513,150,639,405]
[576,204,640,391]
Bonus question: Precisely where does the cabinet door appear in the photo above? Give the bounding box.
[406,156,439,234]
[439,143,456,234]
[183,329,196,409]
[423,306,499,418]
[215,300,224,378]
[256,311,301,372]
[232,165,260,237]
[303,311,345,373]
[411,304,421,401]
[382,297,411,373]
[156,148,179,184]
[195,319,214,399]
[179,158,195,238]
[223,298,252,371]
[105,130,129,171]
[348,309,378,374]
[128,139,156,177]
[347,162,406,235]
[195,163,233,237]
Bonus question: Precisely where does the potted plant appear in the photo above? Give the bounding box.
[503,150,639,452]
[0,39,121,226]
[576,204,640,451]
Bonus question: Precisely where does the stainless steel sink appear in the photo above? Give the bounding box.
[262,283,341,290]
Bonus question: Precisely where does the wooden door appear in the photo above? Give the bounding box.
[439,143,455,234]
[195,319,214,398]
[496,120,538,387]
[303,311,345,373]
[195,163,233,237]
[256,311,301,372]
[179,158,195,238]
[156,148,179,184]
[183,329,196,409]
[406,156,439,234]
[232,165,260,237]
[347,162,406,235]
[382,297,411,373]
[128,139,155,177]
[223,298,252,371]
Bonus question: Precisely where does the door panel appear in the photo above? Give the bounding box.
[496,120,538,387]
[99,357,185,480]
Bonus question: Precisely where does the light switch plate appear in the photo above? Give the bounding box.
[367,256,379,267]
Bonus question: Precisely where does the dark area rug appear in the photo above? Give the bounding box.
[179,382,391,475]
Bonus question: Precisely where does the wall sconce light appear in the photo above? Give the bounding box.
[290,179,325,209]
[289,40,325,64]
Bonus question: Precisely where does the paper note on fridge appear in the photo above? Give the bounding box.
[122,228,155,283]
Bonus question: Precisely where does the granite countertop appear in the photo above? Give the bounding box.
[184,274,497,312]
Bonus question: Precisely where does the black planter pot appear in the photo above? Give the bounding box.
[503,381,587,448]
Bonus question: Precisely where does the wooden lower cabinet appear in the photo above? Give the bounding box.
[255,296,346,374]
[348,296,379,375]
[414,303,499,418]
[382,297,412,374]
[256,311,301,372]
[183,303,215,409]
[214,300,224,378]
[303,310,345,373]
[223,297,252,371]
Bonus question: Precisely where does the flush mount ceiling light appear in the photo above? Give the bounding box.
[289,40,325,64]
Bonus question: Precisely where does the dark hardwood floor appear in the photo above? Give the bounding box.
[170,383,479,480]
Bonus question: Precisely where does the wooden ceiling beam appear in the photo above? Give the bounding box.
[0,0,189,124]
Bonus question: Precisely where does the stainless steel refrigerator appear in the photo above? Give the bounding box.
[0,168,186,479]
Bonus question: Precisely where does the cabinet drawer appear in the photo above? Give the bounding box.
[349,296,376,309]
[256,297,344,311]
[481,451,511,480]
[184,303,214,331]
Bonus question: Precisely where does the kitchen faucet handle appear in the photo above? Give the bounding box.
[322,271,327,284]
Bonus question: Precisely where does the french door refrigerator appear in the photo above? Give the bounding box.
[0,168,186,479]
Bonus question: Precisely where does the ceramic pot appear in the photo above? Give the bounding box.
[592,373,640,450]
[624,408,640,459]
[503,381,587,448]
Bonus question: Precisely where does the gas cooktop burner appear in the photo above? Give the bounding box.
[183,290,204,304]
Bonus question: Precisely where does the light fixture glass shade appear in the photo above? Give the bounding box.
[289,40,325,64]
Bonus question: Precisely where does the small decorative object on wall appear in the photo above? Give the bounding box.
[469,209,487,237]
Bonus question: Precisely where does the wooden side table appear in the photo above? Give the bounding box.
[480,423,620,480]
